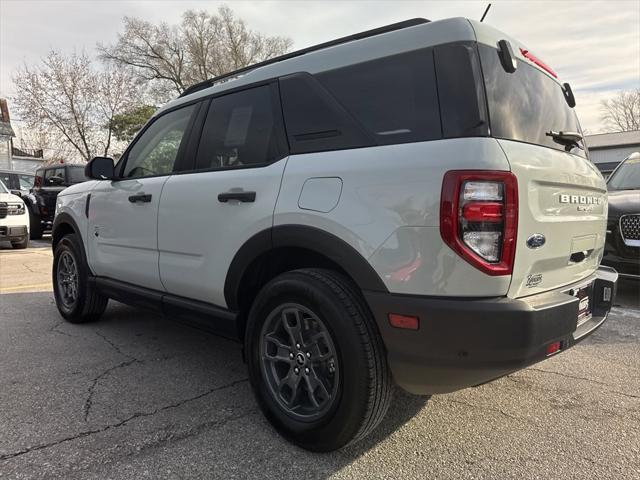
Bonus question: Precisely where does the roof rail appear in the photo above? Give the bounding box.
[179,17,430,98]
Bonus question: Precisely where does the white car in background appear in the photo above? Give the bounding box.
[0,179,29,249]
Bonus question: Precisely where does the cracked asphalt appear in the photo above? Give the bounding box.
[1,239,639,479]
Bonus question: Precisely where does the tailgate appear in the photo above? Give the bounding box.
[500,140,608,298]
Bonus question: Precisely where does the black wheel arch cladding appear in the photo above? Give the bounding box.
[224,224,388,311]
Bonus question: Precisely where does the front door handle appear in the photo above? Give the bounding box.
[128,193,152,203]
[218,191,256,203]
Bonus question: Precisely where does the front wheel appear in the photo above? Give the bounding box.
[245,268,392,452]
[53,233,108,323]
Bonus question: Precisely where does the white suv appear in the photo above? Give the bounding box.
[52,18,618,451]
[0,179,29,248]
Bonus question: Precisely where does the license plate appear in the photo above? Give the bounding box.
[573,282,593,325]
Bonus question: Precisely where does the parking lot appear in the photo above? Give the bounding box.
[0,238,638,480]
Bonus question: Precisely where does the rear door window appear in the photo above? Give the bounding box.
[195,85,282,170]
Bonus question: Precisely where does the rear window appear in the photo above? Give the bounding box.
[43,168,65,186]
[478,44,586,158]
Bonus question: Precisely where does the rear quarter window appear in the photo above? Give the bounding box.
[279,47,442,154]
[316,48,441,146]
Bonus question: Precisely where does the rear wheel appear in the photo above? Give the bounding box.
[245,268,392,451]
[53,233,108,323]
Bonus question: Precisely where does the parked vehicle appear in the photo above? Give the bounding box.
[603,152,640,279]
[51,17,618,451]
[0,179,29,249]
[26,164,88,239]
[0,169,34,194]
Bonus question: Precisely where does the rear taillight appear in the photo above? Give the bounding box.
[440,171,518,276]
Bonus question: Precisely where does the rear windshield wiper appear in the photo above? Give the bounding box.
[546,130,584,152]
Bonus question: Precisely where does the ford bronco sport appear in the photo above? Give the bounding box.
[52,18,618,451]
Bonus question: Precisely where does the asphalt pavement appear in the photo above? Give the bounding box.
[0,239,638,479]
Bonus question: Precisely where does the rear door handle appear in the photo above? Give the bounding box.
[217,191,256,203]
[128,193,152,203]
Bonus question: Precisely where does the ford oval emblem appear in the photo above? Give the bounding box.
[526,233,546,249]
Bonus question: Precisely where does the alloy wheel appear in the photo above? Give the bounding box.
[259,303,340,421]
[57,251,79,308]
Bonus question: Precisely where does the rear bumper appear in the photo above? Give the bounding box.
[364,266,618,395]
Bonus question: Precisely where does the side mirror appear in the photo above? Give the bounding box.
[86,156,115,180]
[10,189,22,197]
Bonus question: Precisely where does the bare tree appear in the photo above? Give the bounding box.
[600,88,640,132]
[98,6,292,99]
[12,51,139,161]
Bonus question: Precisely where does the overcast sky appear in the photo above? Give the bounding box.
[1,0,639,133]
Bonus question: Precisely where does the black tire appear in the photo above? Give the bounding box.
[52,233,108,323]
[29,210,43,240]
[245,268,392,452]
[11,236,29,249]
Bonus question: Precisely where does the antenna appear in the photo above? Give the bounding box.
[480,3,492,22]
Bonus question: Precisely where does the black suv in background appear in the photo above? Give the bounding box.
[603,152,640,280]
[26,164,88,239]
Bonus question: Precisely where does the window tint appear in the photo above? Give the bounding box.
[316,49,441,146]
[195,85,279,170]
[478,44,586,158]
[123,105,195,178]
[280,73,372,154]
[67,167,88,184]
[434,43,488,138]
[44,168,65,186]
